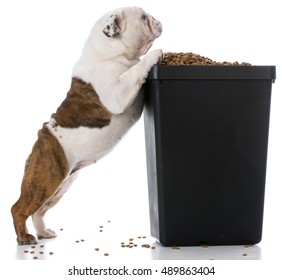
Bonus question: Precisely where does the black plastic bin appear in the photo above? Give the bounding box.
[144,65,276,246]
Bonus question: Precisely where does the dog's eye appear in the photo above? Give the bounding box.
[141,14,147,20]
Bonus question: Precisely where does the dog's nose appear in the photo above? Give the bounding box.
[153,20,162,36]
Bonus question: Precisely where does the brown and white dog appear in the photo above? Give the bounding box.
[11,7,162,245]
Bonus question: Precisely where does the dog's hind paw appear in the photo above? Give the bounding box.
[37,228,57,239]
[17,234,38,245]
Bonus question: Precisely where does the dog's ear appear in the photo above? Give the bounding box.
[103,12,125,38]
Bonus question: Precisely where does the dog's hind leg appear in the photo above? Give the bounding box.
[32,171,79,238]
[11,126,69,245]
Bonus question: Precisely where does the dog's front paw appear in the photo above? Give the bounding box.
[144,49,163,66]
[138,49,163,83]
[37,228,57,239]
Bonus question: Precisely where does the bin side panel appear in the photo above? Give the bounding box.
[144,81,161,242]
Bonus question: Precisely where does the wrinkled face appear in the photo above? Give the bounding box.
[102,7,162,58]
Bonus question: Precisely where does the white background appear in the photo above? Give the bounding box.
[0,0,281,278]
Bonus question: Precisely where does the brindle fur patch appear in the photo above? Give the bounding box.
[11,125,69,245]
[52,78,112,128]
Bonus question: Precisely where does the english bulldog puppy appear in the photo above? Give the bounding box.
[11,6,162,245]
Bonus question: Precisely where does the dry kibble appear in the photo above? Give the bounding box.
[31,245,36,248]
[49,252,54,255]
[24,250,29,253]
[33,256,38,260]
[95,248,99,251]
[30,251,35,254]
[160,52,251,66]
[120,235,152,250]
[39,251,44,254]
[40,245,44,248]
[171,246,180,250]
[104,253,109,256]
[242,253,248,256]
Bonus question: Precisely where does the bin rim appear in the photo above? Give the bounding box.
[148,65,276,82]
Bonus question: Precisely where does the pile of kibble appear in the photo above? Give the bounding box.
[160,52,251,66]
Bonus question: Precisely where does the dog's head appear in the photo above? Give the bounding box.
[94,7,162,59]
